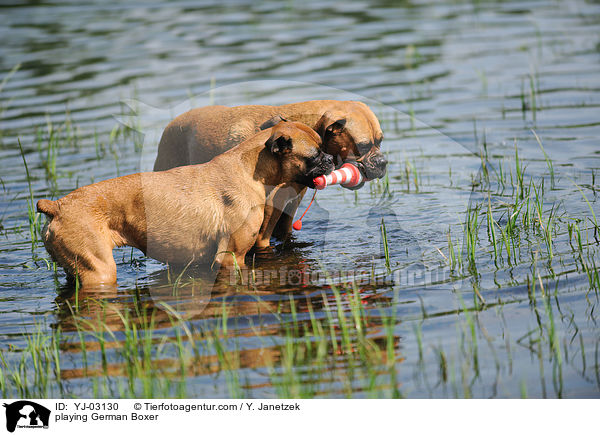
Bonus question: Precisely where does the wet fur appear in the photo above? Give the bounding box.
[154,100,384,244]
[37,122,328,287]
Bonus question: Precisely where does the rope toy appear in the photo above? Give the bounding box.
[293,163,363,231]
[313,163,363,190]
[292,190,317,230]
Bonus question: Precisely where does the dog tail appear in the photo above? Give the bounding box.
[36,199,58,217]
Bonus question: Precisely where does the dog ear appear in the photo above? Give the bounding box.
[315,111,347,138]
[326,118,346,133]
[259,115,288,130]
[265,132,292,155]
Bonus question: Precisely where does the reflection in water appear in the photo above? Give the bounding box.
[53,270,402,397]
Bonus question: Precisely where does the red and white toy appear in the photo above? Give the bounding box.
[293,163,364,231]
[313,163,363,190]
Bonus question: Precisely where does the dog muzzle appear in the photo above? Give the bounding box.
[357,147,388,181]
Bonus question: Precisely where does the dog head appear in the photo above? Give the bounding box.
[265,121,334,188]
[314,101,387,187]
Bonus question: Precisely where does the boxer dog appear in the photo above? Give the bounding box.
[153,100,387,248]
[37,121,334,287]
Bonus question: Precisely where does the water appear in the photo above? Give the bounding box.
[1,0,599,398]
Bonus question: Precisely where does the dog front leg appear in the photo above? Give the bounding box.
[255,184,302,249]
[214,208,261,268]
[213,237,243,269]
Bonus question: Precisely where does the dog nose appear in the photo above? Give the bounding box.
[375,154,388,168]
[323,153,334,166]
[360,151,388,180]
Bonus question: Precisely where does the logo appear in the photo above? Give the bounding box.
[2,401,50,433]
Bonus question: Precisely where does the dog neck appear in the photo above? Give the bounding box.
[278,100,348,126]
[278,107,321,127]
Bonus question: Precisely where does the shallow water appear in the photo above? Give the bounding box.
[1,0,599,398]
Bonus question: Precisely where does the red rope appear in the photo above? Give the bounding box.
[293,190,317,230]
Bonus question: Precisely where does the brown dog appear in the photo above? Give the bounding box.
[37,121,334,287]
[153,100,387,248]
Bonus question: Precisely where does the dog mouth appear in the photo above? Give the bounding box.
[301,153,335,188]
[331,147,387,190]
[357,147,387,179]
[339,147,387,188]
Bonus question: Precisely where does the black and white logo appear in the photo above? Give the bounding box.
[3,401,50,433]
